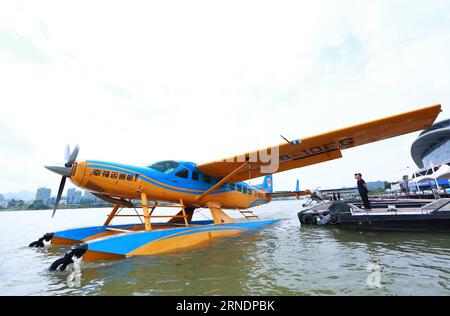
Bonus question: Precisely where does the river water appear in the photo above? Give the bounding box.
[0,200,449,296]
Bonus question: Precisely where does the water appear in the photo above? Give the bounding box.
[0,200,449,296]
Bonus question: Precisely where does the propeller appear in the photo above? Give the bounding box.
[45,145,79,218]
[66,144,79,167]
[53,177,66,218]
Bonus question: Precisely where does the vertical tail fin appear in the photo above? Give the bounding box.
[263,174,273,193]
[254,174,273,193]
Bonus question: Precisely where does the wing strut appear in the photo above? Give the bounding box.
[195,161,250,201]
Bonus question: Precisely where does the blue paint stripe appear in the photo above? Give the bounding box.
[87,163,229,195]
[248,199,270,208]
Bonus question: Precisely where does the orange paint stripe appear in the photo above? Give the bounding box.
[51,236,79,245]
[83,250,125,261]
[128,229,243,256]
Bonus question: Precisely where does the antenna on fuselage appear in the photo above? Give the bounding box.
[280,134,291,145]
[280,135,301,146]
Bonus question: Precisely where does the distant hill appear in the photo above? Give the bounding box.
[3,190,35,201]
[367,181,386,191]
[0,194,5,201]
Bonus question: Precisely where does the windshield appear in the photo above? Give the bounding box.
[147,161,180,173]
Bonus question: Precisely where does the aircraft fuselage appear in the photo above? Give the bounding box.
[69,160,271,209]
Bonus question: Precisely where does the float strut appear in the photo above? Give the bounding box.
[103,205,120,226]
[141,192,152,231]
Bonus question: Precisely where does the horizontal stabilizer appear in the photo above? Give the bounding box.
[268,190,312,199]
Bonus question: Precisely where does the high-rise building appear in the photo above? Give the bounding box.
[82,191,100,203]
[35,187,51,204]
[67,188,82,204]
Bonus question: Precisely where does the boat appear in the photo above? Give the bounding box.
[297,199,450,232]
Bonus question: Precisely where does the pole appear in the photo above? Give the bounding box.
[415,169,421,199]
[430,162,440,199]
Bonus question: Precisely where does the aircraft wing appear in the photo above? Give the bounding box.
[197,104,441,182]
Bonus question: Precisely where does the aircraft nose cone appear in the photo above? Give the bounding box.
[45,165,72,177]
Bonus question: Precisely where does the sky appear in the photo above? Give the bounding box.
[1,0,450,196]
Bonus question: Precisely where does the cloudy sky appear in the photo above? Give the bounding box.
[1,0,450,196]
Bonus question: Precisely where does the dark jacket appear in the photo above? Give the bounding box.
[357,179,368,194]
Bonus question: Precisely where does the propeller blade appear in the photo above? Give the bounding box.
[65,145,70,163]
[65,144,79,167]
[45,165,72,177]
[52,176,66,218]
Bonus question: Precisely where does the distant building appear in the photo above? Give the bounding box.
[47,197,56,206]
[389,182,401,193]
[35,187,51,204]
[0,194,7,208]
[407,119,450,193]
[411,119,450,169]
[82,191,97,203]
[7,199,25,208]
[67,188,82,204]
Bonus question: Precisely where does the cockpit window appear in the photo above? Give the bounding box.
[147,161,180,173]
[203,175,212,184]
[175,168,189,179]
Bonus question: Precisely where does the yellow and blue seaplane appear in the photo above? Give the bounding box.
[29,104,442,271]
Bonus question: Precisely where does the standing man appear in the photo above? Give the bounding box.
[355,173,371,209]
